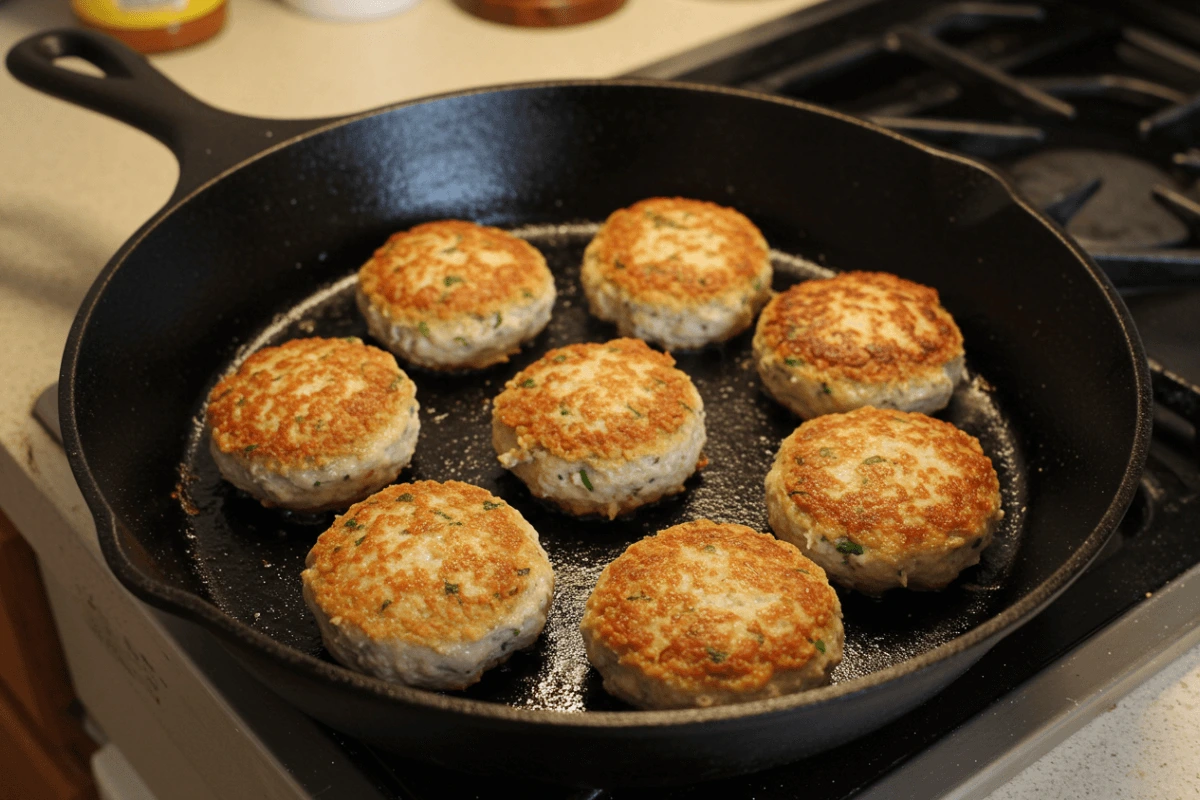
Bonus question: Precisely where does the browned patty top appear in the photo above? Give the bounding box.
[358,220,553,322]
[492,338,703,462]
[581,520,840,694]
[207,337,416,468]
[584,197,770,307]
[303,481,552,645]
[756,271,964,385]
[772,407,1001,557]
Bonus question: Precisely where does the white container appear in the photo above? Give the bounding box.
[92,744,160,800]
[279,0,421,21]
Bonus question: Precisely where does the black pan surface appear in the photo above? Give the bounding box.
[179,229,1027,712]
[7,29,1150,786]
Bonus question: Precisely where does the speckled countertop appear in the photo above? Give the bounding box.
[988,645,1200,800]
[0,0,1198,797]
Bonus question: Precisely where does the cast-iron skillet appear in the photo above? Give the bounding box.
[8,29,1151,787]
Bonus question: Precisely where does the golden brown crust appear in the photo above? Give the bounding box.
[757,272,964,385]
[775,407,1001,557]
[582,520,839,695]
[303,481,549,645]
[207,337,416,468]
[358,220,554,322]
[491,338,702,463]
[584,198,769,308]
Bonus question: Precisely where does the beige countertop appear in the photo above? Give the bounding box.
[1,1,1198,797]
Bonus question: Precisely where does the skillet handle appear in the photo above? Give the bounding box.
[6,29,336,202]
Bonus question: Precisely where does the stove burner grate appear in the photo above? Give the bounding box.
[732,0,1200,291]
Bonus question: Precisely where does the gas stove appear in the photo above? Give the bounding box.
[28,1,1200,798]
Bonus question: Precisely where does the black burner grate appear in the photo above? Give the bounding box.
[678,0,1200,291]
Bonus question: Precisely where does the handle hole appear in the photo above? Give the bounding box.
[53,56,107,78]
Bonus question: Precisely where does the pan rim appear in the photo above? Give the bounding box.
[61,77,1154,728]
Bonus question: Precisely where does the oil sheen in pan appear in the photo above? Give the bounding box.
[176,223,1029,713]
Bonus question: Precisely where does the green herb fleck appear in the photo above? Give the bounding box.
[679,402,694,413]
[645,210,683,229]
[552,354,568,363]
[511,628,521,637]
[444,581,460,595]
[434,510,454,520]
[813,639,826,654]
[626,592,651,601]
[396,493,414,502]
[483,500,502,510]
[522,289,534,299]
[819,447,835,458]
[627,404,643,418]
[521,378,536,388]
[236,396,247,407]
[784,357,802,367]
[454,336,469,347]
[243,444,258,453]
[313,481,322,487]
[344,519,362,529]
[795,568,810,575]
[560,406,570,416]
[821,383,832,395]
[835,538,864,556]
[752,278,764,291]
[444,275,463,287]
[516,567,531,576]
[703,544,716,553]
[418,321,431,338]
[493,312,503,329]
[579,470,594,492]
[862,456,886,465]
[794,456,805,466]
[750,630,765,643]
[380,599,392,612]
[706,647,728,664]
[613,258,626,270]
[788,489,809,497]
[354,535,366,546]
